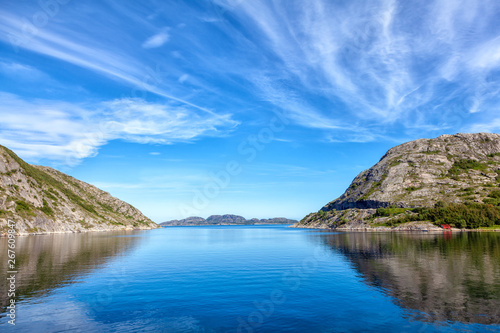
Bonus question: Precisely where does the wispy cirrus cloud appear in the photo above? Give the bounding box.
[469,118,500,133]
[213,0,500,140]
[1,0,500,150]
[100,98,237,144]
[0,60,45,78]
[0,93,237,164]
[0,11,214,115]
[142,28,170,48]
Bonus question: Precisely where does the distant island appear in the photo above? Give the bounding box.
[160,214,297,226]
[0,145,158,235]
[294,133,500,231]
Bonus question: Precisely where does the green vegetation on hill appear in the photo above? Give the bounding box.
[15,199,35,217]
[296,133,500,230]
[0,145,157,234]
[448,159,488,180]
[392,201,500,229]
[374,206,415,218]
[3,147,99,216]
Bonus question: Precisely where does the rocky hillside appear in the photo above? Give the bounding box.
[161,214,297,226]
[295,133,500,230]
[0,145,158,235]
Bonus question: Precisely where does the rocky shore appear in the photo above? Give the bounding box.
[294,133,500,231]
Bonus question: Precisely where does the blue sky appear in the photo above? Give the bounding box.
[1,0,500,222]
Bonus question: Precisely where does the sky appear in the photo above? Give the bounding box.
[1,0,500,222]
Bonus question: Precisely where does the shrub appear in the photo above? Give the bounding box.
[15,200,35,217]
[15,200,31,213]
[434,201,446,208]
[395,202,500,229]
[455,219,467,229]
[375,207,389,217]
[317,210,327,220]
[489,190,500,199]
[448,159,487,177]
[41,199,54,216]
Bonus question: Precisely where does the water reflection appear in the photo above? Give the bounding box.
[0,231,145,315]
[314,231,500,324]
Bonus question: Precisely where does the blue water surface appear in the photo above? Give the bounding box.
[1,225,499,332]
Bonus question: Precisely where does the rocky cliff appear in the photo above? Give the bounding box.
[160,214,297,226]
[295,133,500,229]
[0,145,158,235]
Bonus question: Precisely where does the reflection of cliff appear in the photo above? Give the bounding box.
[317,232,500,324]
[0,231,143,312]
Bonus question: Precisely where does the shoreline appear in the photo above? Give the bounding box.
[160,223,293,227]
[290,223,500,232]
[6,223,498,235]
[0,225,159,237]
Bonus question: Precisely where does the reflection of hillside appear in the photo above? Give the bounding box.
[0,231,143,312]
[317,232,500,324]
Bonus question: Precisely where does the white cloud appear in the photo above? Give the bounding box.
[101,98,237,143]
[0,61,44,77]
[0,93,237,165]
[178,74,189,83]
[212,0,414,133]
[1,0,500,145]
[215,0,500,137]
[0,15,212,114]
[469,36,500,70]
[469,119,500,133]
[142,29,170,49]
[0,93,101,163]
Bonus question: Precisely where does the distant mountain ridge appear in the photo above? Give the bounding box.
[0,145,158,235]
[160,214,297,226]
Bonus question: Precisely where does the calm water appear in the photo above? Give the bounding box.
[1,226,499,332]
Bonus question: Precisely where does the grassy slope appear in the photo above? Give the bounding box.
[0,146,157,233]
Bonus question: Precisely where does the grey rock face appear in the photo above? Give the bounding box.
[0,145,158,235]
[297,133,500,229]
